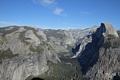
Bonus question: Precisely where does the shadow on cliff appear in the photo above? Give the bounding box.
[113,73,120,80]
[72,44,81,55]
[32,77,44,80]
[72,25,106,75]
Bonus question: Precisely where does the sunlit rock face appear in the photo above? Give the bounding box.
[0,25,96,80]
[95,22,119,38]
[0,22,119,80]
[72,22,120,80]
[72,22,119,58]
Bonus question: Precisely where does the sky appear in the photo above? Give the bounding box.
[0,0,120,29]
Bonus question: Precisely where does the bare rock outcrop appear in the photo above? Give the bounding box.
[0,26,60,80]
[0,23,118,80]
[0,26,96,80]
[95,22,119,38]
[25,30,40,46]
[72,22,120,80]
[72,22,119,58]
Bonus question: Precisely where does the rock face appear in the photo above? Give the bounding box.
[0,26,96,80]
[96,22,119,38]
[72,22,119,58]
[0,27,61,80]
[0,22,119,80]
[72,22,120,80]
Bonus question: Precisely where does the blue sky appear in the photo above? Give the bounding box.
[0,0,120,29]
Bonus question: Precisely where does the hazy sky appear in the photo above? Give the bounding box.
[0,0,120,29]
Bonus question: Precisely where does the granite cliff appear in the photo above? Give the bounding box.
[0,26,96,80]
[0,22,119,80]
[72,22,120,80]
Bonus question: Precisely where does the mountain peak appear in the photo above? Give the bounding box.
[71,22,120,80]
[101,22,119,37]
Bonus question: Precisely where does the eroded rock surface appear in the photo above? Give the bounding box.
[72,22,120,80]
[0,26,96,80]
[0,22,119,80]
